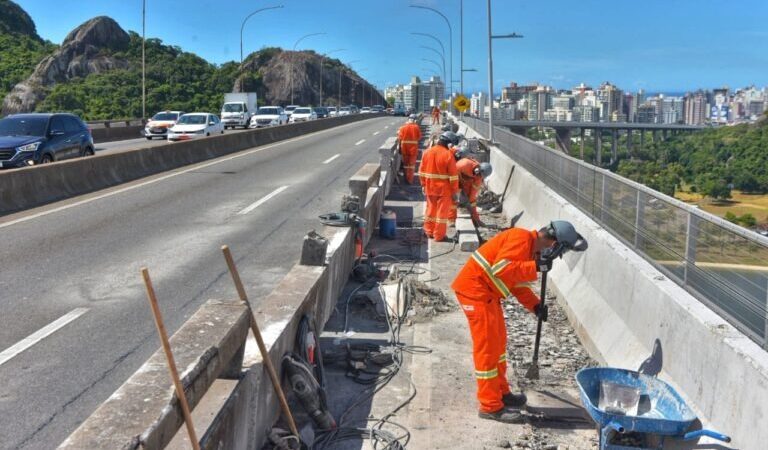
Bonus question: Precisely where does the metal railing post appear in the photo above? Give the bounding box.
[600,173,607,224]
[684,213,700,284]
[634,190,646,249]
[764,279,768,349]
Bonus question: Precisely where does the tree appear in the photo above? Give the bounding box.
[386,96,395,107]
[724,211,738,223]
[738,213,757,228]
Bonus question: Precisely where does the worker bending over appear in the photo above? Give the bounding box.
[450,149,493,226]
[396,114,422,184]
[420,131,460,241]
[450,221,584,423]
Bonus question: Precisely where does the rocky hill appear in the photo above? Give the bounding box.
[0,2,383,119]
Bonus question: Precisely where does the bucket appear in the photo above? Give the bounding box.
[379,209,397,239]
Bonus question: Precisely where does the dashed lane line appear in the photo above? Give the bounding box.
[237,185,289,215]
[323,154,341,164]
[373,131,380,135]
[355,139,366,146]
[0,308,89,367]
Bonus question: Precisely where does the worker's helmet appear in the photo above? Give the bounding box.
[542,220,589,256]
[475,162,493,178]
[408,114,418,121]
[454,146,469,160]
[438,131,459,146]
[441,123,452,132]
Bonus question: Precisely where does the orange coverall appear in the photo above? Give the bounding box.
[450,228,541,413]
[397,122,422,184]
[419,143,459,240]
[431,106,441,125]
[450,158,484,223]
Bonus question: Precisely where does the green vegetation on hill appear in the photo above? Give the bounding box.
[616,118,768,200]
[37,32,240,120]
[0,32,57,101]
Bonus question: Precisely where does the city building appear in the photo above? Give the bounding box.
[596,82,623,122]
[572,105,600,122]
[470,91,488,117]
[543,108,572,122]
[527,86,553,121]
[637,103,656,123]
[661,96,684,124]
[501,82,537,104]
[684,90,708,125]
[419,76,445,112]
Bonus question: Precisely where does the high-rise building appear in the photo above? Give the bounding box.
[572,105,600,122]
[385,84,405,108]
[684,90,708,125]
[624,93,636,122]
[552,94,574,110]
[501,82,536,104]
[403,76,421,111]
[636,89,646,106]
[470,92,488,117]
[419,76,445,112]
[527,86,553,121]
[637,104,656,123]
[597,82,623,122]
[661,96,684,124]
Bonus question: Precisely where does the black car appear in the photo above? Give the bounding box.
[315,107,329,119]
[0,113,94,169]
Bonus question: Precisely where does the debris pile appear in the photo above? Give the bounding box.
[404,277,456,322]
[476,187,502,211]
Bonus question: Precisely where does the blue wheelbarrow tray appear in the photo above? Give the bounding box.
[575,367,730,443]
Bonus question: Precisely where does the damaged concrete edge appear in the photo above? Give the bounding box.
[58,299,250,450]
[473,123,768,449]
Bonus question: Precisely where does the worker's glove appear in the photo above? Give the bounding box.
[536,257,552,273]
[534,304,549,322]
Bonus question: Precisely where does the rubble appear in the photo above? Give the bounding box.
[403,277,457,322]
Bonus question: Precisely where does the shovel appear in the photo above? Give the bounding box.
[490,165,515,213]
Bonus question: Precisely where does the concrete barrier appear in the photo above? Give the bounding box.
[91,125,145,143]
[466,120,767,449]
[0,115,377,216]
[59,137,399,449]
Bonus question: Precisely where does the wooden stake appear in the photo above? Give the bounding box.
[221,246,300,439]
[141,267,201,450]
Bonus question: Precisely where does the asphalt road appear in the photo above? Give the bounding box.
[0,116,402,449]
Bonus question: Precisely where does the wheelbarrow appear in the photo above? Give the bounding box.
[575,367,731,449]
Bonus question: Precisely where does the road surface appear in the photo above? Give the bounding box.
[0,116,402,448]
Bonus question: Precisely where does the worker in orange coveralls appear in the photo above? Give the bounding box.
[431,105,441,125]
[450,150,493,226]
[450,220,585,423]
[397,114,422,184]
[420,131,460,241]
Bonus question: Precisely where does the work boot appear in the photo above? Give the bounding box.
[502,392,528,408]
[437,235,456,243]
[478,407,525,424]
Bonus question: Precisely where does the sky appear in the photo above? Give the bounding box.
[15,0,768,94]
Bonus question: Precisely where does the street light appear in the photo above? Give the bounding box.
[486,0,523,143]
[410,5,453,98]
[340,59,360,108]
[291,32,326,104]
[419,46,446,84]
[422,58,443,77]
[142,0,145,119]
[320,48,345,107]
[356,67,369,107]
[239,5,283,92]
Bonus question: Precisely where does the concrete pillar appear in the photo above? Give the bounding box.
[652,130,659,143]
[683,213,700,284]
[580,128,585,160]
[640,130,645,149]
[611,129,618,165]
[595,129,602,166]
[634,190,645,249]
[627,129,633,157]
[663,129,669,140]
[555,127,572,154]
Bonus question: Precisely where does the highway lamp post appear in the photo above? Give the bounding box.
[291,32,326,105]
[357,68,369,107]
[420,46,446,86]
[240,5,284,92]
[460,0,464,97]
[410,5,454,99]
[486,0,523,143]
[340,60,361,108]
[141,0,145,120]
[320,49,345,107]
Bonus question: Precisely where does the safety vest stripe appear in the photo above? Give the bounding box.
[402,140,419,144]
[499,353,507,363]
[491,259,510,276]
[471,252,512,298]
[475,368,499,379]
[449,175,459,181]
[418,172,454,180]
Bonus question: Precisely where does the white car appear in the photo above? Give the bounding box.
[338,106,352,116]
[360,107,372,114]
[167,113,224,141]
[250,106,288,128]
[289,107,317,123]
[327,107,339,117]
[284,105,300,117]
[143,110,184,139]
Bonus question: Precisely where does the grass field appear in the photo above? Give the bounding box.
[675,190,768,224]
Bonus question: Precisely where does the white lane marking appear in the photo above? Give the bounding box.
[373,131,380,135]
[323,154,341,164]
[0,121,370,230]
[0,308,89,367]
[355,139,366,146]
[384,125,389,129]
[238,185,289,215]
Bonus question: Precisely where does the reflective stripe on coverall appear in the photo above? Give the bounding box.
[450,228,541,413]
[419,143,459,240]
[397,122,422,184]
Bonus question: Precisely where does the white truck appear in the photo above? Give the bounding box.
[221,92,258,129]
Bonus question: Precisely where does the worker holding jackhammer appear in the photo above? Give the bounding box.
[397,114,422,184]
[420,131,460,241]
[450,220,584,423]
[449,147,493,227]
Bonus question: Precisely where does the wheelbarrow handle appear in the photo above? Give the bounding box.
[682,429,731,443]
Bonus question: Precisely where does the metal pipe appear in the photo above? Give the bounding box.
[410,5,453,98]
[486,0,494,142]
[420,46,446,84]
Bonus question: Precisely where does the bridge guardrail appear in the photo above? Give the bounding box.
[462,115,768,349]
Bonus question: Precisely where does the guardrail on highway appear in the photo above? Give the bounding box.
[85,119,146,129]
[462,115,768,349]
